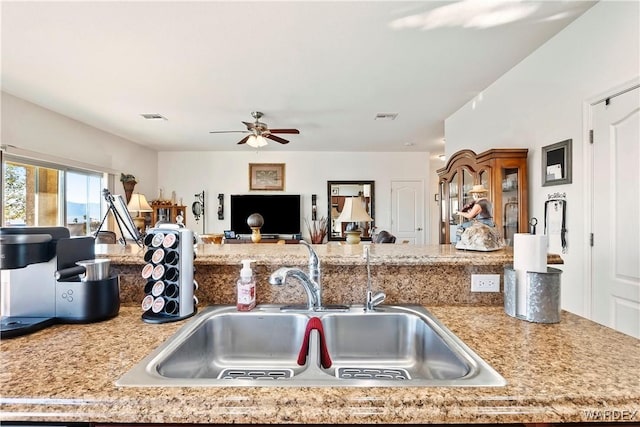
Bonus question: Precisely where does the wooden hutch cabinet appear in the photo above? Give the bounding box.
[437,148,528,245]
[150,202,187,227]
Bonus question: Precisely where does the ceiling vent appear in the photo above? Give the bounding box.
[141,113,167,120]
[374,113,398,121]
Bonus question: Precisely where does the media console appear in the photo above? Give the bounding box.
[224,238,301,244]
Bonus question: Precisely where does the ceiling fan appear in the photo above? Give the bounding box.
[209,111,300,147]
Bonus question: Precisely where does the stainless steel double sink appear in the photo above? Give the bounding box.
[116,304,506,387]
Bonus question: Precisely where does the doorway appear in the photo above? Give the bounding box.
[589,83,640,338]
[390,180,424,244]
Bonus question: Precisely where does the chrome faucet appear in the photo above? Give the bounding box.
[363,245,385,311]
[268,241,323,311]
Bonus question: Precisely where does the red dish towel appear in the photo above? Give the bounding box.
[297,317,332,369]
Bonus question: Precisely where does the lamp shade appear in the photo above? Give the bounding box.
[127,193,153,213]
[336,197,373,223]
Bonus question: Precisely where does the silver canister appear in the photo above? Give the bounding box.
[504,265,562,323]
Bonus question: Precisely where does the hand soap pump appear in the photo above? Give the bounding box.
[237,259,256,311]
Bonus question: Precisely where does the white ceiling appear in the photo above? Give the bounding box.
[1,1,596,156]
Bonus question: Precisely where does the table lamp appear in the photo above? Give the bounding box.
[127,193,153,232]
[336,197,373,244]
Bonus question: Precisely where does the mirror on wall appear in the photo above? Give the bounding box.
[327,181,375,242]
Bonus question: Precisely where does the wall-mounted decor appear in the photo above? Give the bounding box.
[544,192,568,254]
[311,194,317,220]
[249,163,285,191]
[217,193,224,220]
[542,139,572,186]
[327,180,375,242]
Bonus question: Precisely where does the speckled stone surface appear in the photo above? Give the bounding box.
[100,242,564,266]
[1,306,638,424]
[101,243,563,308]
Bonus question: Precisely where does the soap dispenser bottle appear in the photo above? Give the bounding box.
[237,259,256,311]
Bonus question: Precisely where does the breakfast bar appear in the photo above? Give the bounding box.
[102,242,564,308]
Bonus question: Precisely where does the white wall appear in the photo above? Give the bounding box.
[1,92,433,241]
[157,151,431,240]
[1,92,158,198]
[444,1,640,316]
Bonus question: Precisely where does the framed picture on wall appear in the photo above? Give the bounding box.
[542,139,572,186]
[249,163,285,191]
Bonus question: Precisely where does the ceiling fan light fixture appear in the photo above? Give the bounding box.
[246,135,268,148]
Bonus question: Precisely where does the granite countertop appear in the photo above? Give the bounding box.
[98,243,563,266]
[1,305,638,425]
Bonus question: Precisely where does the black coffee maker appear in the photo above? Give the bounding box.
[0,226,120,338]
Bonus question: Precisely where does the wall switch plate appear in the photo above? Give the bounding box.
[471,274,500,292]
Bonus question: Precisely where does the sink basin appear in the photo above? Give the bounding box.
[320,311,471,381]
[156,311,309,380]
[116,304,506,387]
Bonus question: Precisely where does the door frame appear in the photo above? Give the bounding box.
[582,77,640,318]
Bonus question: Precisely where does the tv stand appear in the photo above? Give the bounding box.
[225,238,301,244]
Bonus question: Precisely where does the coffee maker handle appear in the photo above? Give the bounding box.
[55,266,86,281]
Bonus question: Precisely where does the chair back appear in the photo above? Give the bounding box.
[374,230,396,243]
[95,231,117,244]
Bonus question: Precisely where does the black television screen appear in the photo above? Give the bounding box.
[230,194,301,235]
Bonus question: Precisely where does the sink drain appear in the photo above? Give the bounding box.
[218,368,293,380]
[336,367,411,380]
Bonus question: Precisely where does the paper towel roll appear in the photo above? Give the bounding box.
[513,233,548,317]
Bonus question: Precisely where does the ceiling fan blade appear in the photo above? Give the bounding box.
[268,128,300,134]
[237,135,252,145]
[265,134,289,144]
[209,130,249,134]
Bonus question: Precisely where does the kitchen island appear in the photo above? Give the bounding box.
[1,305,638,425]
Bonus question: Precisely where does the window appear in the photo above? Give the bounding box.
[2,156,106,236]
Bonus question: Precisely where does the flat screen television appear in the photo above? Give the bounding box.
[230,194,301,235]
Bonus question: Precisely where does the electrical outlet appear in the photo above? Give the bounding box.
[471,274,500,292]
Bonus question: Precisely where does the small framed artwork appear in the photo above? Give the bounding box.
[542,139,572,187]
[249,163,285,191]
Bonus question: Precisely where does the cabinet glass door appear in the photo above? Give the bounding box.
[462,169,474,215]
[439,182,446,243]
[479,170,489,190]
[502,167,519,245]
[448,173,458,244]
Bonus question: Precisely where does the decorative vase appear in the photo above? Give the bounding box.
[122,181,136,203]
[251,227,262,243]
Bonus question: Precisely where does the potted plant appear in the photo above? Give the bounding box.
[120,173,137,203]
[305,216,328,244]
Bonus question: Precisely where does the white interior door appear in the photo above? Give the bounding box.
[591,85,640,338]
[391,180,424,244]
